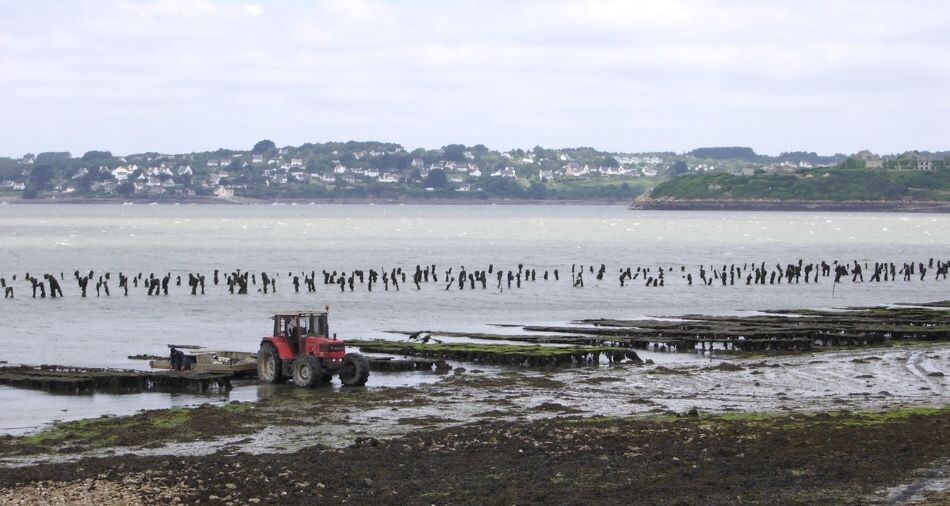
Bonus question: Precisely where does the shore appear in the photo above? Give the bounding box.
[0,406,947,504]
[1,337,948,504]
[4,195,950,211]
[0,195,630,206]
[631,198,950,213]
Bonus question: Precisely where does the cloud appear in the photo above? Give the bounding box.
[0,0,947,156]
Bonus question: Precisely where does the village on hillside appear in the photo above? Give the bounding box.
[0,141,944,201]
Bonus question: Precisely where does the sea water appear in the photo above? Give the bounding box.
[0,204,947,433]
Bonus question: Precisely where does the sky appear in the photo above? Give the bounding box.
[0,0,947,157]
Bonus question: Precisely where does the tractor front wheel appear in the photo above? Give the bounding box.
[258,343,284,384]
[339,353,370,386]
[293,356,323,388]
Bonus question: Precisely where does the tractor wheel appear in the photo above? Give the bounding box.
[293,356,323,388]
[258,343,284,384]
[339,353,370,386]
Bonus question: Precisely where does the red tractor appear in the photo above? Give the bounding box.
[257,311,369,387]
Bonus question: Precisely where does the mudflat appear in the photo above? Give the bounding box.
[0,408,948,505]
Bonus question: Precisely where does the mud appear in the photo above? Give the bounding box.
[0,304,947,503]
[1,409,948,505]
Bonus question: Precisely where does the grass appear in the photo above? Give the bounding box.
[3,402,258,455]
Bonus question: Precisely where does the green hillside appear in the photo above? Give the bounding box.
[650,168,950,202]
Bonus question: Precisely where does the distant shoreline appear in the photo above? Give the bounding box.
[0,196,628,206]
[630,199,950,213]
[4,196,950,212]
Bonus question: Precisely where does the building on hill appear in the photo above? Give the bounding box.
[854,150,883,168]
[563,162,588,177]
[918,158,933,171]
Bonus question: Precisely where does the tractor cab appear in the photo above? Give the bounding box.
[258,310,369,387]
[273,312,333,354]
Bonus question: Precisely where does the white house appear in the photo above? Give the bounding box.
[563,163,589,177]
[112,167,131,181]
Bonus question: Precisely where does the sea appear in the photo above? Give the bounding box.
[0,203,948,434]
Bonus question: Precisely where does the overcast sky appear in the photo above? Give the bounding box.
[0,0,947,157]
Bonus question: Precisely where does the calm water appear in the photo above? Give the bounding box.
[0,203,948,367]
[0,204,948,433]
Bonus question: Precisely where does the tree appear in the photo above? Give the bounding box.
[527,180,547,198]
[602,156,620,168]
[841,157,866,170]
[425,168,447,188]
[670,161,689,176]
[82,150,113,162]
[116,182,135,196]
[252,139,276,154]
[28,165,56,185]
[441,144,467,162]
[35,152,71,166]
[688,147,758,161]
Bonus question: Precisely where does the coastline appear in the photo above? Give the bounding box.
[631,198,950,213]
[5,195,950,211]
[0,195,630,206]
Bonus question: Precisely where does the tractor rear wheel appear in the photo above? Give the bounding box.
[339,353,370,386]
[258,343,284,384]
[293,356,323,388]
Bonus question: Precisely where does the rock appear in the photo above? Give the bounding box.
[686,407,699,417]
[248,499,261,504]
[362,478,374,487]
[927,371,944,377]
[354,437,379,448]
[225,483,237,490]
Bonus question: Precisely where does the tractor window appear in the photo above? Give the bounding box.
[317,315,328,337]
[287,317,299,337]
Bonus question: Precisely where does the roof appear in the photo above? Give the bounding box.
[272,311,329,318]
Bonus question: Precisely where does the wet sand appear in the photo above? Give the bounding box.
[0,336,947,503]
[0,407,947,505]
